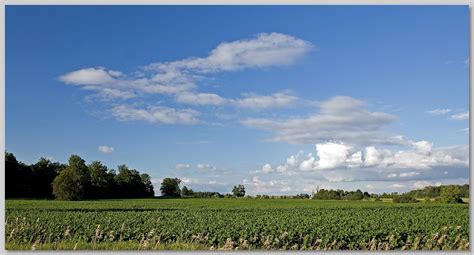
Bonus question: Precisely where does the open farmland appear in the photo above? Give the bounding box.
[5,199,469,250]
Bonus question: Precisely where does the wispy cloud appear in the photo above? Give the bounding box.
[58,33,313,124]
[449,111,469,120]
[98,145,114,154]
[426,108,452,115]
[112,105,200,125]
[242,96,398,145]
[175,164,191,170]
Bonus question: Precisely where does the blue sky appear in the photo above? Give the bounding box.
[6,5,469,194]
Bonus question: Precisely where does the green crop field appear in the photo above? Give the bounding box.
[5,199,469,250]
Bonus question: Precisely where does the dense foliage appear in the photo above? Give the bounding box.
[160,178,181,197]
[6,152,154,200]
[392,194,418,203]
[312,189,370,200]
[232,184,246,197]
[406,184,469,199]
[5,199,469,250]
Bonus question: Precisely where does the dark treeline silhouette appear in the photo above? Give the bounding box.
[5,152,154,200]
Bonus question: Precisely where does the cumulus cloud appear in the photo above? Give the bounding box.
[242,96,398,145]
[175,164,191,170]
[426,109,452,115]
[263,140,467,175]
[112,105,200,124]
[60,68,116,85]
[98,145,114,154]
[450,111,469,120]
[261,163,273,173]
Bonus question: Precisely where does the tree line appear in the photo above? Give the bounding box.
[160,178,247,198]
[5,152,154,200]
[159,177,468,203]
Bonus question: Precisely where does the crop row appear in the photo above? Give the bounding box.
[5,205,469,250]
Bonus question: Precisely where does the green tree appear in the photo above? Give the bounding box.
[440,185,464,203]
[140,173,155,197]
[160,178,181,197]
[88,161,115,198]
[5,152,33,198]
[181,186,194,197]
[31,157,64,198]
[232,184,246,197]
[52,155,91,200]
[115,165,146,198]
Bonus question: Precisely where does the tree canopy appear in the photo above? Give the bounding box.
[232,184,246,197]
[6,152,155,200]
[160,178,181,197]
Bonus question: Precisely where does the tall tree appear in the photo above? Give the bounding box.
[115,165,146,198]
[31,158,63,198]
[232,184,246,197]
[5,152,33,198]
[88,161,114,198]
[52,155,91,200]
[160,178,181,197]
[181,186,194,197]
[140,173,155,197]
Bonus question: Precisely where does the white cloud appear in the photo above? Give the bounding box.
[413,180,442,189]
[234,92,298,109]
[261,163,273,173]
[175,164,191,170]
[450,111,469,120]
[59,33,313,119]
[112,105,200,124]
[243,176,291,194]
[98,145,114,154]
[315,142,352,170]
[149,32,312,73]
[242,96,398,145]
[196,164,217,171]
[391,183,405,188]
[181,177,192,184]
[299,153,316,171]
[399,172,420,177]
[426,109,452,115]
[60,67,115,85]
[266,141,467,176]
[90,88,136,100]
[175,92,228,106]
[346,151,363,168]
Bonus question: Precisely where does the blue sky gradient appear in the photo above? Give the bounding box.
[6,6,469,194]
